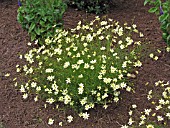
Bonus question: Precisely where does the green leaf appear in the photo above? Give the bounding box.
[159,13,169,22]
[160,21,167,31]
[166,23,170,31]
[144,0,150,6]
[35,27,41,35]
[162,32,168,41]
[30,33,36,41]
[28,22,36,33]
[25,15,35,22]
[148,7,158,13]
[167,35,170,44]
[40,20,45,26]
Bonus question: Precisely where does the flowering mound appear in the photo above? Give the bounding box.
[15,17,145,119]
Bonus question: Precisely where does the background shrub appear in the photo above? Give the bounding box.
[65,0,124,14]
[17,0,67,45]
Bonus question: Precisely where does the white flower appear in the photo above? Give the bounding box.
[23,93,28,99]
[140,115,146,120]
[82,112,89,120]
[144,109,152,116]
[132,104,137,109]
[78,74,83,78]
[67,115,73,123]
[128,117,134,125]
[86,34,93,42]
[129,110,133,116]
[103,78,112,84]
[84,63,90,69]
[159,99,165,105]
[46,98,55,104]
[83,43,88,47]
[66,78,71,84]
[47,76,55,81]
[48,118,54,125]
[100,46,106,50]
[80,97,87,105]
[120,82,127,88]
[36,86,41,92]
[4,73,10,77]
[101,21,107,26]
[98,74,102,79]
[73,47,78,51]
[99,36,104,40]
[146,124,154,128]
[31,82,37,88]
[64,95,71,104]
[139,120,145,126]
[134,60,142,67]
[34,96,38,102]
[121,125,129,128]
[20,85,26,92]
[103,104,108,109]
[132,24,137,29]
[90,59,96,64]
[155,105,162,110]
[120,44,125,49]
[59,122,63,126]
[166,113,170,119]
[157,115,163,121]
[63,62,70,68]
[111,66,117,73]
[77,59,84,65]
[153,56,158,60]
[149,53,154,58]
[45,68,53,73]
[78,83,84,94]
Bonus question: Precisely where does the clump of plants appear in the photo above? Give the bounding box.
[65,0,124,14]
[15,17,145,121]
[121,80,170,128]
[17,0,67,45]
[144,0,170,45]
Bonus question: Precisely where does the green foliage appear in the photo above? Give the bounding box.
[17,0,67,45]
[65,0,112,14]
[15,17,145,117]
[144,0,170,45]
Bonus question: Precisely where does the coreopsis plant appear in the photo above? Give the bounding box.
[121,80,170,128]
[15,17,145,120]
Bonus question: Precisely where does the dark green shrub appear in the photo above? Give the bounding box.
[65,0,112,14]
[17,0,67,45]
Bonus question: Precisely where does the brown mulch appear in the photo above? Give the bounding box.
[0,0,170,128]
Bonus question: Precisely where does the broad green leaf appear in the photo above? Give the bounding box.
[35,27,41,35]
[148,7,158,13]
[28,22,36,33]
[40,20,45,26]
[30,33,36,41]
[159,13,169,22]
[167,35,170,44]
[144,0,150,6]
[162,32,168,41]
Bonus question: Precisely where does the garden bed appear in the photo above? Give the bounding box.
[0,0,170,128]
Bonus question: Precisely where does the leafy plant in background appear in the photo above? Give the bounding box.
[144,0,170,45]
[15,16,145,120]
[17,0,67,45]
[65,0,110,14]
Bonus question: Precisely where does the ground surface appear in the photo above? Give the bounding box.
[0,0,170,128]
